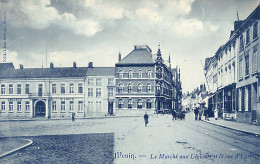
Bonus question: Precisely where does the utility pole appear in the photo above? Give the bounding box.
[2,11,7,63]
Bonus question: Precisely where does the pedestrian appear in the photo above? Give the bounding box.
[204,107,209,121]
[194,107,199,120]
[198,108,203,120]
[144,112,149,127]
[214,108,218,120]
[172,109,177,120]
[72,112,75,122]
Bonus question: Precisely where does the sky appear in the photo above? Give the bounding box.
[0,0,259,93]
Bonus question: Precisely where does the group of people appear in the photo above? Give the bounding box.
[193,106,209,121]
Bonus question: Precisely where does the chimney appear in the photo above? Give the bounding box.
[50,62,54,69]
[19,64,23,69]
[88,62,93,68]
[73,61,77,68]
[118,52,121,62]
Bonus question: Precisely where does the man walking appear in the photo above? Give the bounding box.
[144,112,149,127]
[172,109,177,120]
[194,107,199,120]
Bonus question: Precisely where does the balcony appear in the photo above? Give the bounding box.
[29,92,50,97]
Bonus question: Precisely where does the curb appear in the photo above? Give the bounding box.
[0,139,33,159]
[0,115,144,122]
[202,120,260,136]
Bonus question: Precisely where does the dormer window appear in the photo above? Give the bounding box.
[128,70,133,78]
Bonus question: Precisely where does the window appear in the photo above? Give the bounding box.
[128,70,133,78]
[128,83,133,93]
[118,70,123,78]
[137,99,142,109]
[78,101,83,112]
[88,88,93,97]
[61,101,65,111]
[253,21,258,39]
[245,51,249,76]
[96,78,102,86]
[239,35,244,50]
[128,99,133,109]
[9,102,13,112]
[96,101,101,112]
[108,78,114,85]
[87,101,93,111]
[70,101,74,111]
[69,83,74,93]
[108,88,113,96]
[52,101,56,112]
[138,70,142,78]
[25,84,30,94]
[25,101,30,111]
[1,84,5,94]
[17,101,21,112]
[88,78,93,85]
[52,84,56,94]
[96,88,101,97]
[118,99,123,108]
[146,99,152,109]
[246,28,250,45]
[252,47,257,73]
[137,83,142,93]
[9,84,13,94]
[61,84,65,94]
[118,84,123,93]
[147,70,152,78]
[156,84,161,93]
[78,83,83,93]
[1,102,5,111]
[147,83,152,93]
[17,84,21,94]
[239,57,243,78]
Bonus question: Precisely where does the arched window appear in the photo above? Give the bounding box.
[128,83,133,93]
[147,83,152,93]
[137,83,142,93]
[118,99,123,108]
[128,99,133,109]
[138,70,142,78]
[118,70,124,78]
[128,70,133,78]
[118,83,124,93]
[137,99,142,109]
[146,99,152,109]
[147,70,152,78]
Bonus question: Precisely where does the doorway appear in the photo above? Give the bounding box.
[35,100,46,117]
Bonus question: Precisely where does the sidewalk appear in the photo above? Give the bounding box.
[0,138,33,159]
[203,117,260,136]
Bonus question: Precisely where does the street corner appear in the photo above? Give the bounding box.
[0,137,33,159]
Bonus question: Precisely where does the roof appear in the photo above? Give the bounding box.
[117,45,154,65]
[0,63,14,72]
[0,67,88,79]
[87,67,115,76]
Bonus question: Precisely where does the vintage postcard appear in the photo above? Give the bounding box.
[0,0,259,163]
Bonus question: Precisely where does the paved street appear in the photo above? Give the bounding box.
[0,112,259,164]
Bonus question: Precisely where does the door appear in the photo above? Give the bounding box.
[108,102,113,115]
[35,101,46,117]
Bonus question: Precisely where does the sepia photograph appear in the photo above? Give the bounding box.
[0,0,260,163]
